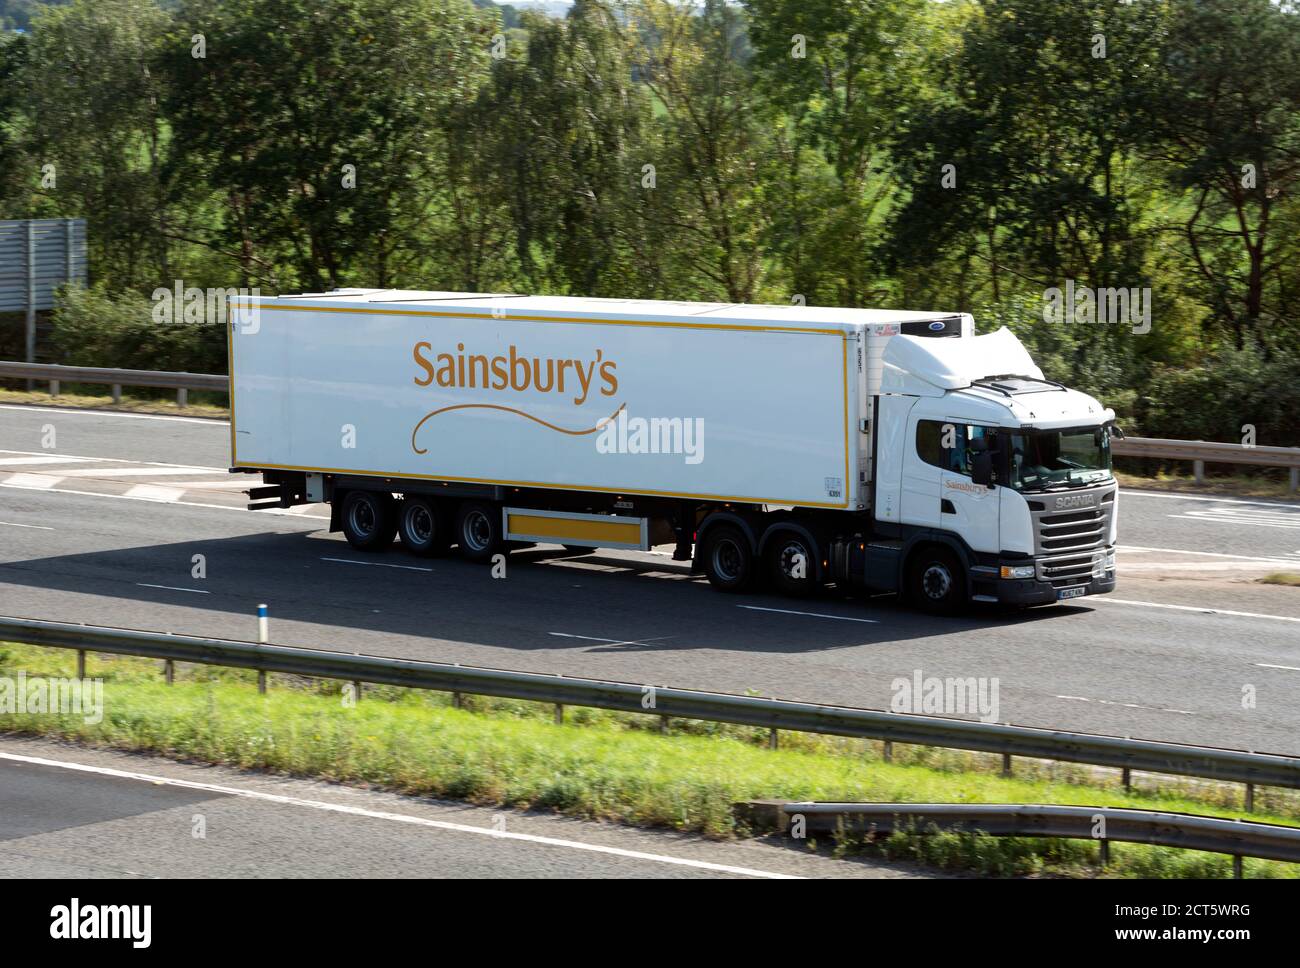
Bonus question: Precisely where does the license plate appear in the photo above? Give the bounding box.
[1057,586,1088,601]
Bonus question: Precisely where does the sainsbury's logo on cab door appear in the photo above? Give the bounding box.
[412,341,618,406]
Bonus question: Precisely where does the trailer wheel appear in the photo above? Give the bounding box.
[398,497,450,556]
[340,490,397,552]
[701,525,754,592]
[907,546,964,616]
[766,531,817,597]
[455,501,502,563]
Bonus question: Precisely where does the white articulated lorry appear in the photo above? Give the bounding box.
[228,290,1120,613]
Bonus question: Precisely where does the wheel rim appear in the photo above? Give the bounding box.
[921,562,953,600]
[348,499,376,537]
[711,538,744,582]
[408,505,434,544]
[777,541,809,581]
[463,510,492,552]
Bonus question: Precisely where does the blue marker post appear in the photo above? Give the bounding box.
[257,603,268,694]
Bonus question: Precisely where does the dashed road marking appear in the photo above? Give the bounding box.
[320,556,433,572]
[0,521,54,530]
[738,605,879,624]
[1054,694,1195,715]
[136,583,210,594]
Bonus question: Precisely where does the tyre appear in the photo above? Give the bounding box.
[455,501,503,563]
[700,525,755,592]
[907,546,965,616]
[766,530,817,597]
[398,497,450,556]
[339,490,397,552]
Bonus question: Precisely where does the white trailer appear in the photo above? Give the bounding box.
[229,290,1120,613]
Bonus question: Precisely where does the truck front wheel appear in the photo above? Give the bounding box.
[340,490,397,552]
[766,531,817,597]
[907,546,965,616]
[701,525,755,592]
[455,502,503,563]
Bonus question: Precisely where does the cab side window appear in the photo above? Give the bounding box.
[916,421,999,477]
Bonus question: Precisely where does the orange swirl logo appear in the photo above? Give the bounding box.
[410,341,624,454]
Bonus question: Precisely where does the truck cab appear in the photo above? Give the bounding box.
[870,327,1118,612]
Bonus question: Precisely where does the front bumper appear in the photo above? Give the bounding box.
[986,570,1117,606]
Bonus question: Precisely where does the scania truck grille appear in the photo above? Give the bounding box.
[1029,485,1116,587]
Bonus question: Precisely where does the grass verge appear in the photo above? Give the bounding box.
[0,387,228,419]
[2,643,1297,879]
[1114,469,1298,501]
[1258,573,1300,587]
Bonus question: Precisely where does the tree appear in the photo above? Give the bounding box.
[1132,0,1300,349]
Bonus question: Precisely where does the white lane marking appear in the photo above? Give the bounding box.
[1255,663,1300,673]
[0,456,92,466]
[1119,545,1299,564]
[0,480,329,519]
[54,466,230,478]
[0,448,227,471]
[321,556,433,572]
[1122,489,1300,510]
[2,473,61,489]
[0,750,798,879]
[135,583,210,595]
[1092,598,1300,624]
[1053,694,1195,716]
[1121,561,1286,573]
[548,632,676,648]
[1167,513,1300,531]
[0,404,227,426]
[124,484,186,502]
[738,605,879,624]
[0,521,54,530]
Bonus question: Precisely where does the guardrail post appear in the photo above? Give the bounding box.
[1233,855,1243,879]
[111,384,121,404]
[1122,767,1132,791]
[1291,467,1298,494]
[554,703,563,724]
[659,715,669,734]
[76,649,85,679]
[452,691,462,709]
[1099,838,1110,868]
[882,740,893,763]
[769,728,779,750]
[256,603,268,694]
[164,659,174,685]
[177,387,187,408]
[1001,753,1013,777]
[352,679,362,701]
[1245,782,1255,813]
[1193,459,1205,484]
[49,380,59,398]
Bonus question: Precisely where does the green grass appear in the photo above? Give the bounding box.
[0,386,228,418]
[2,642,1297,878]
[1258,573,1300,587]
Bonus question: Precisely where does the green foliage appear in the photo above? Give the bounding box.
[0,0,1296,436]
[1140,347,1300,447]
[49,283,226,374]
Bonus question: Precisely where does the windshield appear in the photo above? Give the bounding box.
[1007,427,1112,491]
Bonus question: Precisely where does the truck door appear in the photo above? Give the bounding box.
[936,423,1001,555]
[900,409,942,529]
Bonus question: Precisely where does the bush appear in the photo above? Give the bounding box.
[49,283,227,375]
[1138,347,1300,447]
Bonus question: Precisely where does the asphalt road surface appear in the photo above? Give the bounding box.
[0,736,916,878]
[0,403,1297,755]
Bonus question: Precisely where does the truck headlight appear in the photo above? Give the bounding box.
[1000,565,1035,580]
[1105,549,1116,572]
